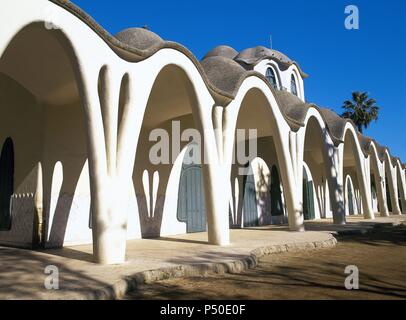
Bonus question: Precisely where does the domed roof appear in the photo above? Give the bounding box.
[200,56,247,96]
[115,28,164,50]
[318,108,348,144]
[357,132,374,156]
[235,46,292,65]
[375,143,389,162]
[273,90,311,130]
[234,46,307,77]
[202,45,239,60]
[356,133,397,163]
[392,156,401,167]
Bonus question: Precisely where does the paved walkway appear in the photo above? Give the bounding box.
[0,215,404,299]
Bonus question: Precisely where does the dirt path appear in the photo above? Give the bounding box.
[126,225,406,300]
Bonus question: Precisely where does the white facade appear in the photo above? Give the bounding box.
[254,59,305,101]
[0,0,404,265]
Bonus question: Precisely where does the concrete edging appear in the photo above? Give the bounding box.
[84,235,337,300]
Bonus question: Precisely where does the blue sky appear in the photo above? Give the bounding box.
[72,0,406,160]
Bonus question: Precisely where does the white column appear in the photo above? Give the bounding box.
[329,150,346,224]
[202,105,230,245]
[290,131,305,230]
[385,160,401,215]
[374,160,389,217]
[34,162,44,248]
[358,156,375,220]
[80,65,131,265]
[396,165,406,214]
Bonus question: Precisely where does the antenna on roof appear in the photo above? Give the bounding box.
[269,34,273,49]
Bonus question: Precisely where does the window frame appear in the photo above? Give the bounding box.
[290,73,298,96]
[265,67,278,90]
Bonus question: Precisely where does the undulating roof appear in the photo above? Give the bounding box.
[357,132,373,157]
[273,90,312,131]
[234,46,308,78]
[318,108,349,145]
[115,27,163,51]
[392,156,402,167]
[50,0,307,101]
[375,143,390,162]
[200,56,249,97]
[46,0,402,166]
[202,45,239,60]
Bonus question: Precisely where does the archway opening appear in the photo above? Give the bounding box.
[342,130,368,217]
[370,174,378,213]
[133,65,206,239]
[230,88,288,228]
[345,175,356,215]
[368,146,385,216]
[302,117,333,220]
[395,164,405,213]
[0,23,88,248]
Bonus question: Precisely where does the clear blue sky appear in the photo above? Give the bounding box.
[72,0,406,161]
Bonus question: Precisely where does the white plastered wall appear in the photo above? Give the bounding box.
[254,60,305,101]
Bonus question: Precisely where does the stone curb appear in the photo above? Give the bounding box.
[335,221,402,236]
[77,235,337,300]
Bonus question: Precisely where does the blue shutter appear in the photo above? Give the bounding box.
[176,163,206,233]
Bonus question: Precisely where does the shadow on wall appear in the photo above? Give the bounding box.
[134,118,202,238]
[132,65,205,239]
[44,157,89,248]
[0,23,91,249]
[230,138,287,228]
[304,117,345,222]
[0,74,89,248]
[255,165,271,226]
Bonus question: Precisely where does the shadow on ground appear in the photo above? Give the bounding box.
[127,225,406,300]
[0,247,109,299]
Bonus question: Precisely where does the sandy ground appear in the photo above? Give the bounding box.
[126,224,406,300]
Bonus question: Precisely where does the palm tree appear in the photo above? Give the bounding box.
[341,91,379,133]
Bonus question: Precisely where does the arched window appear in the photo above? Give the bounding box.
[290,74,298,96]
[0,137,14,230]
[265,67,278,89]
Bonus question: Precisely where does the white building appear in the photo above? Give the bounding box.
[0,0,405,264]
